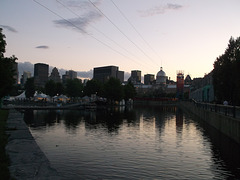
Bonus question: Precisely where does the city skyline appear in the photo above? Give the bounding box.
[1,0,240,81]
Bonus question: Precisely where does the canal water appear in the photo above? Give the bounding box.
[23,105,240,179]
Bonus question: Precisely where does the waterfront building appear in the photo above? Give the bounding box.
[189,72,214,102]
[156,67,167,85]
[49,67,61,83]
[34,63,49,87]
[144,74,155,85]
[93,65,124,83]
[176,71,184,98]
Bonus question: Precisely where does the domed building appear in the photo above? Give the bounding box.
[156,67,167,85]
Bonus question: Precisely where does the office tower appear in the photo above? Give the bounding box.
[144,74,155,85]
[20,71,31,85]
[12,62,18,84]
[130,70,141,84]
[34,63,49,87]
[68,70,77,79]
[49,67,61,83]
[93,66,124,83]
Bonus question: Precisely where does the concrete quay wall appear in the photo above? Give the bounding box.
[179,101,240,144]
[5,110,62,180]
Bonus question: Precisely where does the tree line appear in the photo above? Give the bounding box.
[25,77,136,102]
[212,36,240,105]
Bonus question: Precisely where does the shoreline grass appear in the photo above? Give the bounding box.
[0,109,10,179]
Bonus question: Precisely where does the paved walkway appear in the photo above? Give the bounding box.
[5,110,62,180]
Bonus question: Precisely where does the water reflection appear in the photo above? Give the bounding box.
[23,105,240,179]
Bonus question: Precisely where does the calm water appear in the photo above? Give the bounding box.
[24,105,240,179]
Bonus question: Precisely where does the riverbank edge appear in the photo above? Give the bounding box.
[5,109,62,179]
[179,101,240,144]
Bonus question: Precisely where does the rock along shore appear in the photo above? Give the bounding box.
[5,109,62,180]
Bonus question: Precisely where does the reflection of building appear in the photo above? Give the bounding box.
[129,70,141,84]
[20,71,31,85]
[93,65,124,83]
[144,74,155,85]
[34,63,49,87]
[49,67,61,83]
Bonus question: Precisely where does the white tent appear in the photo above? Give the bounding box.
[34,93,50,101]
[53,95,69,103]
[14,91,26,100]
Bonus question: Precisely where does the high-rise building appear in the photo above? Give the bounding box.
[62,70,77,84]
[20,71,31,85]
[144,74,155,85]
[49,67,61,83]
[129,70,141,84]
[12,62,18,84]
[34,63,49,87]
[117,70,124,83]
[68,70,77,79]
[93,66,124,83]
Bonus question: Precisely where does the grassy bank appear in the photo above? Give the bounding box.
[0,109,10,179]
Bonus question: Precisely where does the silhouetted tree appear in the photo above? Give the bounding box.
[83,79,103,97]
[56,82,64,95]
[213,36,240,104]
[45,80,56,97]
[65,79,83,98]
[0,28,18,99]
[123,82,136,101]
[25,77,35,98]
[104,77,124,101]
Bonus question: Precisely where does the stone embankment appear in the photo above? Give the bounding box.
[5,110,62,179]
[180,101,240,144]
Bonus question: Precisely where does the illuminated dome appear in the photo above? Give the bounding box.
[157,67,166,77]
[156,67,167,85]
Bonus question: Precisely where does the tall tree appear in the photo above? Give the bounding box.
[104,77,124,101]
[123,82,136,101]
[213,36,240,104]
[56,82,64,95]
[65,79,83,98]
[45,80,56,97]
[0,28,18,99]
[83,79,103,97]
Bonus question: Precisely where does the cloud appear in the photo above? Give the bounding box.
[64,0,103,10]
[54,0,103,33]
[138,3,183,17]
[53,11,102,33]
[35,45,49,49]
[0,25,18,33]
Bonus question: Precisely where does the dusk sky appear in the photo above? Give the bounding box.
[1,0,240,81]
